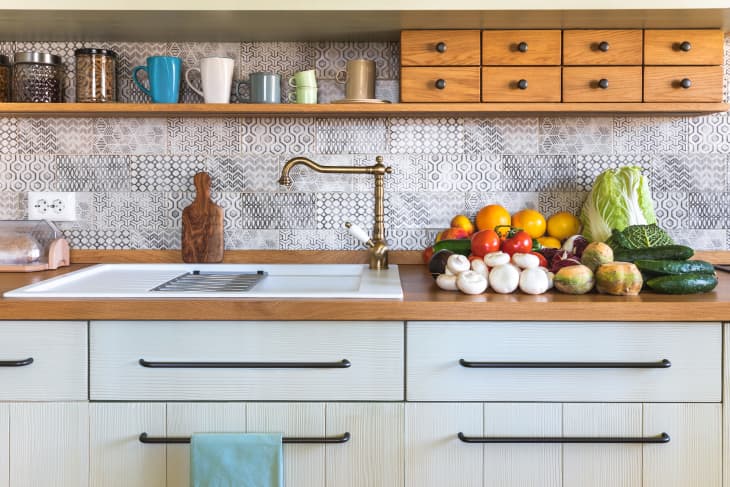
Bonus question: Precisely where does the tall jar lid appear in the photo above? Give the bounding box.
[74,48,117,58]
[14,51,62,65]
[0,55,10,66]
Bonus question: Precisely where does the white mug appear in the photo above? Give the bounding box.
[185,57,235,104]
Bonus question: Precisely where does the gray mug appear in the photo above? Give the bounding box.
[236,72,281,103]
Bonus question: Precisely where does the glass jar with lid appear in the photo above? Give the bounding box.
[0,55,10,102]
[74,48,117,103]
[12,52,63,103]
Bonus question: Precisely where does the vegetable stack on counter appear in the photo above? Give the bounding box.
[424,166,718,297]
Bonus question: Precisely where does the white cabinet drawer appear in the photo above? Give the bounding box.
[407,322,720,402]
[0,321,87,401]
[90,321,403,401]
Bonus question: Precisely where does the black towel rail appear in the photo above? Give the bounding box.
[139,432,351,444]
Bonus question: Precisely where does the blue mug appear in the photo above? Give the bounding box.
[132,56,182,103]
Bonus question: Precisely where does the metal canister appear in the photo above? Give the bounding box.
[12,52,63,103]
[74,48,117,103]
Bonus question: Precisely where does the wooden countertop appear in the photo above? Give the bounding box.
[1,258,729,322]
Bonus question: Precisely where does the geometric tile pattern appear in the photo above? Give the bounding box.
[241,192,316,229]
[17,118,94,154]
[539,117,612,154]
[168,117,242,155]
[538,191,588,217]
[0,155,56,191]
[315,192,375,230]
[652,154,726,192]
[56,155,130,192]
[686,113,730,153]
[686,192,728,229]
[0,117,18,154]
[226,229,280,250]
[387,192,465,229]
[653,192,689,232]
[613,116,688,154]
[389,118,465,154]
[316,118,388,154]
[669,229,726,250]
[314,41,399,80]
[94,118,167,155]
[424,153,501,192]
[93,192,166,229]
[240,117,315,154]
[503,155,576,192]
[129,155,206,191]
[280,229,354,251]
[574,154,653,192]
[0,191,27,220]
[287,154,355,193]
[207,153,280,192]
[464,117,539,155]
[464,192,540,219]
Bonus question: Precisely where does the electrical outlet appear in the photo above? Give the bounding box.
[28,192,77,221]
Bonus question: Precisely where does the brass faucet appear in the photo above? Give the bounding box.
[278,156,392,270]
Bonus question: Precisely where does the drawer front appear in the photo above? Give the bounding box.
[482,30,561,65]
[563,30,643,65]
[401,30,481,66]
[482,67,561,102]
[90,321,404,401]
[644,66,723,103]
[0,321,87,401]
[401,67,480,102]
[644,30,724,65]
[563,66,643,102]
[406,322,720,402]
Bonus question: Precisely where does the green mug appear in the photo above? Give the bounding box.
[288,69,317,88]
[288,86,317,104]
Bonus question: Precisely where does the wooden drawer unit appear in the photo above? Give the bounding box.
[482,30,561,66]
[645,30,724,65]
[406,322,720,402]
[563,66,643,102]
[90,320,404,401]
[644,66,723,102]
[401,67,480,102]
[482,67,561,102]
[401,30,481,66]
[563,30,643,65]
[0,321,87,401]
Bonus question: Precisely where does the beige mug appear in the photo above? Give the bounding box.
[335,59,375,100]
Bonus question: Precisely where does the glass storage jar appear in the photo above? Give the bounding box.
[74,48,117,103]
[12,52,62,103]
[0,55,10,102]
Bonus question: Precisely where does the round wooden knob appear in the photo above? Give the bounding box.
[517,79,528,90]
[435,42,447,53]
[598,78,609,89]
[435,79,446,89]
[680,78,692,89]
[517,42,528,53]
[598,41,610,52]
[679,41,692,52]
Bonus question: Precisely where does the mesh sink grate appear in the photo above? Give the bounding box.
[151,270,267,293]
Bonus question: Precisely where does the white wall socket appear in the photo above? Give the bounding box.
[28,192,77,221]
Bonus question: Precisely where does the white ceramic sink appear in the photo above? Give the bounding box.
[4,263,403,300]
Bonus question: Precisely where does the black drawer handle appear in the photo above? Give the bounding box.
[459,358,671,368]
[517,41,528,53]
[597,41,610,52]
[434,79,446,89]
[679,78,692,89]
[678,41,692,52]
[139,358,351,369]
[435,42,447,53]
[139,432,351,444]
[458,432,670,444]
[597,78,609,89]
[0,357,33,367]
[516,79,528,90]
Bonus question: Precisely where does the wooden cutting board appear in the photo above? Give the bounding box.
[181,172,224,263]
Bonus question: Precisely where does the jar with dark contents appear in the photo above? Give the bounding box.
[0,55,10,102]
[12,52,62,103]
[75,48,117,103]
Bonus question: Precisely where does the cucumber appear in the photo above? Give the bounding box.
[645,272,718,294]
[433,239,472,256]
[635,259,714,276]
[613,245,694,263]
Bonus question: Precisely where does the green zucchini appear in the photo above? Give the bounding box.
[645,272,718,294]
[433,239,472,256]
[613,245,694,263]
[635,259,714,276]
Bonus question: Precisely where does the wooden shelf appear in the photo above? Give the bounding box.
[0,102,727,117]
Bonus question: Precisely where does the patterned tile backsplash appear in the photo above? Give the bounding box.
[0,37,730,250]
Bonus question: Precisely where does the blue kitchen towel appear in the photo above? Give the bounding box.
[190,433,283,487]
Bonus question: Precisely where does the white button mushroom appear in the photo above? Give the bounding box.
[456,270,488,295]
[511,252,540,269]
[446,254,471,275]
[436,273,459,291]
[488,263,520,294]
[519,267,550,295]
[484,251,510,268]
[470,257,489,278]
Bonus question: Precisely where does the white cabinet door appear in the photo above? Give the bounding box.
[644,403,721,487]
[405,403,482,487]
[563,403,642,487]
[483,403,561,487]
[166,403,247,487]
[90,403,166,487]
[9,403,89,487]
[248,403,326,487]
[326,403,404,487]
[0,404,7,487]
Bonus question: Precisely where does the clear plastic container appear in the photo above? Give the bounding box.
[75,48,117,103]
[12,51,63,103]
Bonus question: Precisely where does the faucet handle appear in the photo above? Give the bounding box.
[345,222,372,246]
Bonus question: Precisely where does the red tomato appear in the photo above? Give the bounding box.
[470,230,501,257]
[501,230,533,256]
[422,246,434,265]
[530,251,548,268]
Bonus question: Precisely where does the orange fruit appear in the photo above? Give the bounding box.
[450,214,475,235]
[537,236,562,249]
[475,204,511,236]
[546,211,581,241]
[511,209,547,239]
